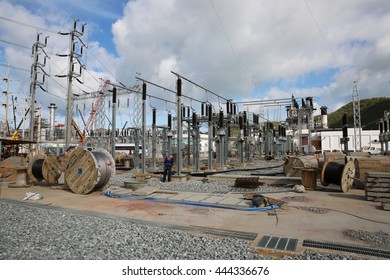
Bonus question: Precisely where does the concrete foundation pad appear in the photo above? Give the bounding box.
[134,173,154,180]
[200,195,227,204]
[149,193,175,200]
[182,194,211,202]
[217,197,245,205]
[167,193,197,201]
[0,181,14,188]
[131,186,158,196]
[171,175,188,182]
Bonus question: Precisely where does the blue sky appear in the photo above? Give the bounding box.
[1,0,390,129]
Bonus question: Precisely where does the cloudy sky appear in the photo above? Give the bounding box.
[0,0,389,129]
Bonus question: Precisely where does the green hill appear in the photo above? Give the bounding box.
[327,97,390,130]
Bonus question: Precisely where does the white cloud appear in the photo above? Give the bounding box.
[1,0,390,129]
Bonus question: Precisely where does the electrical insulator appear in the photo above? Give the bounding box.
[342,113,348,138]
[177,78,182,97]
[168,113,172,130]
[142,83,147,100]
[192,112,197,127]
[379,120,384,134]
[152,108,156,126]
[239,115,243,130]
[181,106,185,118]
[112,87,117,104]
[208,105,213,122]
[219,110,224,128]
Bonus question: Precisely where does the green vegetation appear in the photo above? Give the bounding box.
[327,97,390,130]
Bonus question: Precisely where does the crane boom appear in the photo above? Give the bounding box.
[84,79,110,135]
[10,108,31,140]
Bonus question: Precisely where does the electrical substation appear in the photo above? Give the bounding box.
[1,20,390,260]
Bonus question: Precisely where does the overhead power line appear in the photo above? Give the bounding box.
[303,0,340,66]
[0,63,29,72]
[0,16,60,34]
[0,39,30,50]
[209,0,252,87]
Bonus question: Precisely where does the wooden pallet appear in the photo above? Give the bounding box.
[365,172,390,202]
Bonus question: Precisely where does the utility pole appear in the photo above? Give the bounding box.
[2,65,21,138]
[352,81,362,152]
[57,20,86,149]
[29,33,48,143]
[2,66,10,136]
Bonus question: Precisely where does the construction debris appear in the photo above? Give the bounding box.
[23,192,43,201]
[293,184,306,193]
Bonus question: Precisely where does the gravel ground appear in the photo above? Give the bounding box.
[1,160,389,260]
[0,200,362,260]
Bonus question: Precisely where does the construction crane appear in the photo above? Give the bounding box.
[84,79,110,136]
[10,108,30,140]
[71,118,84,143]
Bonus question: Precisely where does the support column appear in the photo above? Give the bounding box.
[176,78,182,175]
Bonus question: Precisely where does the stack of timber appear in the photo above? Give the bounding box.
[365,172,390,209]
[354,156,390,189]
[283,155,321,177]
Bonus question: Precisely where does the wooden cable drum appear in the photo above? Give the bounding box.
[284,155,320,177]
[324,152,346,164]
[320,159,355,193]
[353,156,390,188]
[64,147,115,194]
[42,155,63,183]
[26,154,46,183]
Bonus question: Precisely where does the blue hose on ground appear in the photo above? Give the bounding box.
[104,191,279,211]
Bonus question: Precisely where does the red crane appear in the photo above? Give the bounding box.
[84,79,110,136]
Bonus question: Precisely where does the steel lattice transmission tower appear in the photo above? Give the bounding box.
[133,80,142,128]
[352,81,362,151]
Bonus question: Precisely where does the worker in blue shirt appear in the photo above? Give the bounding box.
[163,155,174,182]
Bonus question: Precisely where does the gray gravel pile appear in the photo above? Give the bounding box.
[1,200,385,260]
[344,229,390,250]
[0,201,264,260]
